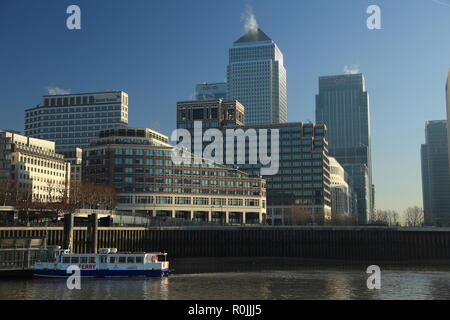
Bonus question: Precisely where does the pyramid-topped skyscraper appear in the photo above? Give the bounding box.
[227,28,287,125]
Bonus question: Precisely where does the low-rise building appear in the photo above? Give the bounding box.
[83,127,266,224]
[0,130,70,202]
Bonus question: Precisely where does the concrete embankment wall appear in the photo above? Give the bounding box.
[1,226,450,261]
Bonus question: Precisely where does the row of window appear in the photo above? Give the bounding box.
[26,117,123,128]
[119,195,263,207]
[114,187,263,196]
[113,176,259,188]
[18,156,66,171]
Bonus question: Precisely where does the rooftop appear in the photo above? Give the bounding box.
[234,28,272,44]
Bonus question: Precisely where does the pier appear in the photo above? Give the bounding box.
[1,226,450,263]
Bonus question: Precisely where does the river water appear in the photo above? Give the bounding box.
[1,258,450,300]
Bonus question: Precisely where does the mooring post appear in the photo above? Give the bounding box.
[87,213,98,253]
[63,213,74,251]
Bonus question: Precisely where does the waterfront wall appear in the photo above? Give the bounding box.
[1,226,450,261]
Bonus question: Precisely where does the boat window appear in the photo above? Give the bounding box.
[118,256,126,263]
[100,256,107,263]
[127,257,135,264]
[62,257,70,263]
[71,257,79,263]
[80,257,88,263]
[145,255,151,263]
[89,257,96,263]
[109,256,117,264]
[135,257,143,264]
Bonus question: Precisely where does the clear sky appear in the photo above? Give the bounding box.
[1,0,449,217]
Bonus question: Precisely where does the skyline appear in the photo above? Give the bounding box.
[1,0,450,218]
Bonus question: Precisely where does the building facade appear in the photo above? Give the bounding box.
[329,157,352,217]
[0,130,70,202]
[24,91,129,152]
[421,120,450,226]
[177,99,244,132]
[195,82,227,100]
[227,28,287,125]
[223,123,331,225]
[60,148,83,182]
[83,127,267,225]
[315,73,373,224]
[446,70,450,173]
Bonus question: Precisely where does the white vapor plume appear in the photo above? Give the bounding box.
[430,0,450,8]
[343,65,360,75]
[46,86,71,95]
[242,6,258,32]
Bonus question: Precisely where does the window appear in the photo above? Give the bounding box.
[136,257,143,264]
[127,257,136,264]
[109,256,117,263]
[71,257,79,263]
[62,257,70,263]
[118,256,126,263]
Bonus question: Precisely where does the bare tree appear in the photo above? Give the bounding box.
[285,206,311,226]
[370,209,400,226]
[404,206,424,227]
[0,177,20,206]
[331,213,358,226]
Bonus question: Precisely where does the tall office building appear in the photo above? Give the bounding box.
[227,28,287,125]
[195,82,227,100]
[421,120,450,226]
[315,73,373,224]
[176,109,331,225]
[446,70,450,173]
[24,91,129,152]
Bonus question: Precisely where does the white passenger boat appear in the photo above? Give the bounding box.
[33,247,172,278]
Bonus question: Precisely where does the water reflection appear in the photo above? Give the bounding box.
[1,259,450,300]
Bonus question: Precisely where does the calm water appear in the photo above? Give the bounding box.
[1,259,450,300]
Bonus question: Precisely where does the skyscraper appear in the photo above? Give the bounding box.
[421,120,450,226]
[315,73,373,224]
[446,70,450,173]
[227,28,287,125]
[24,91,129,152]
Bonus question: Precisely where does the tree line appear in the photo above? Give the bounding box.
[0,178,116,222]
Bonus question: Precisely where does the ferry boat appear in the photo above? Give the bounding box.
[33,246,172,278]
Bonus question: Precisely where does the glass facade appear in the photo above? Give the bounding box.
[446,71,450,174]
[315,74,373,224]
[83,127,267,224]
[226,124,329,199]
[421,120,450,226]
[24,91,128,152]
[227,29,287,125]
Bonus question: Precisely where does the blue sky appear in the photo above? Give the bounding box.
[1,0,449,216]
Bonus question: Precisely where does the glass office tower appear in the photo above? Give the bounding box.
[446,70,450,174]
[24,91,129,152]
[227,28,287,125]
[315,74,373,224]
[421,120,450,226]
